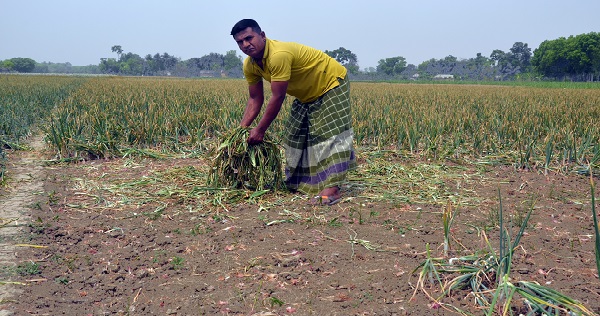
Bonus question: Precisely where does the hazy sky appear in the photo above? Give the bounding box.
[1,0,598,69]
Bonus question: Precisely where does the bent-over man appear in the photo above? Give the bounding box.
[231,18,356,205]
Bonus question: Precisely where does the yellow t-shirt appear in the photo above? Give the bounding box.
[243,39,347,103]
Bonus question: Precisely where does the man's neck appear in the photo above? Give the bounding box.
[253,57,264,69]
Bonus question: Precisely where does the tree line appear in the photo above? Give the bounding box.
[1,32,598,81]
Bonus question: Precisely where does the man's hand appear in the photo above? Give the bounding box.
[243,80,288,145]
[247,127,265,145]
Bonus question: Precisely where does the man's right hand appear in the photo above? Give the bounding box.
[247,127,265,145]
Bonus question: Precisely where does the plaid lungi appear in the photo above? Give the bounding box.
[283,76,356,194]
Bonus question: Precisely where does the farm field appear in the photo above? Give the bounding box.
[0,75,599,315]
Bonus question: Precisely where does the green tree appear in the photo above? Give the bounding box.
[140,52,179,75]
[532,32,600,80]
[469,53,492,68]
[144,54,157,74]
[111,45,123,60]
[377,56,407,76]
[324,47,359,74]
[490,49,507,67]
[223,50,242,71]
[119,53,144,75]
[440,55,457,68]
[490,43,530,80]
[192,53,224,70]
[34,62,73,73]
[509,42,532,70]
[1,59,15,71]
[99,58,120,74]
[160,52,178,70]
[10,58,36,72]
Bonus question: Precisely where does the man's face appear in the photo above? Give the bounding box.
[233,27,266,60]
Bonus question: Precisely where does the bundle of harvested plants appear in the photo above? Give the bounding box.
[208,127,283,190]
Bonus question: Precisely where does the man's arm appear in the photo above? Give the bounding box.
[241,80,265,127]
[247,80,288,144]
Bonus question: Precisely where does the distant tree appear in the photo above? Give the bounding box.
[415,54,496,81]
[34,63,49,73]
[141,52,179,75]
[53,62,72,73]
[182,52,241,78]
[376,56,406,76]
[490,43,531,80]
[490,49,506,67]
[10,58,36,73]
[532,32,600,81]
[417,55,457,77]
[400,64,418,78]
[440,55,458,69]
[160,52,178,70]
[510,42,532,70]
[91,46,256,78]
[325,47,359,74]
[464,53,495,80]
[34,62,73,73]
[363,67,376,73]
[144,54,156,74]
[0,60,15,72]
[194,53,225,70]
[119,53,144,75]
[111,45,123,60]
[324,47,355,65]
[99,58,120,74]
[469,53,492,68]
[222,50,243,77]
[223,50,242,71]
[417,58,436,71]
[71,65,100,74]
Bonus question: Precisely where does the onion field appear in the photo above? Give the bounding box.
[2,74,600,315]
[2,75,598,174]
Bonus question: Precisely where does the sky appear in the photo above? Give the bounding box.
[1,0,599,70]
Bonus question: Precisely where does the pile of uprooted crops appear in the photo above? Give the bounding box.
[208,127,283,191]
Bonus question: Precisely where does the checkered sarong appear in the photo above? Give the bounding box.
[283,76,356,194]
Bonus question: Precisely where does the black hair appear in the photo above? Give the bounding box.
[230,19,262,36]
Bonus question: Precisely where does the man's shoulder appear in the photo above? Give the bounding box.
[268,39,306,53]
[242,57,253,70]
[266,41,295,65]
[242,56,253,65]
[242,57,261,78]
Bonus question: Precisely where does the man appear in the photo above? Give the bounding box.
[231,19,356,205]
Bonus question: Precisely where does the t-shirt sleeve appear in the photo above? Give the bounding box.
[268,52,292,81]
[243,59,262,85]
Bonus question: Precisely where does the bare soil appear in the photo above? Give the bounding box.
[1,140,599,315]
[0,136,45,316]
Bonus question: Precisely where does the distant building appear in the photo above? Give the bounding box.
[198,70,218,78]
[433,74,454,80]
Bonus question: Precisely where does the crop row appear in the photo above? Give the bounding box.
[1,75,598,174]
[0,75,86,181]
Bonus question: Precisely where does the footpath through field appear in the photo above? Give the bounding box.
[0,135,45,316]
